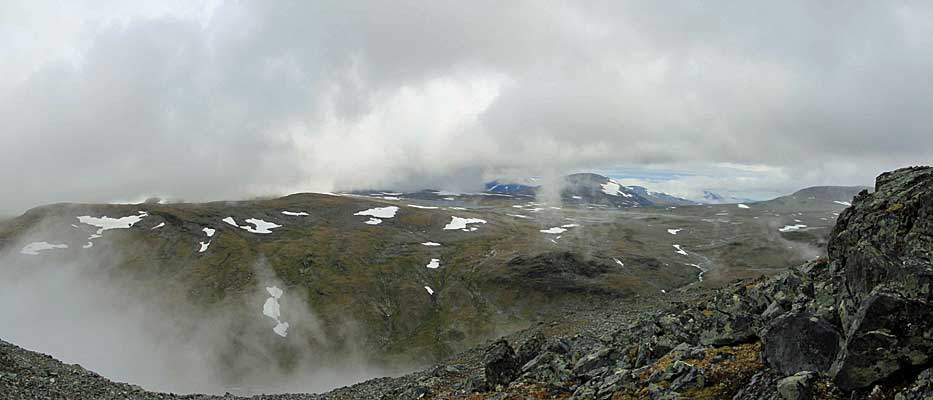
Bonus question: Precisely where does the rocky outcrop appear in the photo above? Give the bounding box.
[483,340,519,388]
[825,166,933,390]
[761,313,841,375]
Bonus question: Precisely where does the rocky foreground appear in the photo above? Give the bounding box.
[2,166,931,400]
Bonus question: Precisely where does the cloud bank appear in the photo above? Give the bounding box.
[2,1,932,214]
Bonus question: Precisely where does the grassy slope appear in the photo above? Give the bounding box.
[0,192,849,368]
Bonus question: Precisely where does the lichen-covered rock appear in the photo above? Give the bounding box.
[483,340,519,388]
[830,291,933,391]
[828,166,933,303]
[894,367,933,400]
[516,332,546,367]
[761,312,841,375]
[777,371,817,400]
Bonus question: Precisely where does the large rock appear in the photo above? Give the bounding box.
[828,166,933,302]
[761,312,841,375]
[483,340,519,388]
[776,371,816,400]
[830,291,933,391]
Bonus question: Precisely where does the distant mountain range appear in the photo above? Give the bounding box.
[354,173,870,209]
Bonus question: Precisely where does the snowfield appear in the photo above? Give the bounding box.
[223,217,282,234]
[355,206,399,218]
[20,242,69,255]
[443,217,487,230]
[281,211,309,216]
[779,224,808,232]
[673,245,688,256]
[262,286,288,337]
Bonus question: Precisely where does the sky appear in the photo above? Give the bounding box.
[2,1,932,214]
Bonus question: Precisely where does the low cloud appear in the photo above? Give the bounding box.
[2,1,931,214]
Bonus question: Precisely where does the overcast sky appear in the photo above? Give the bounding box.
[2,1,931,214]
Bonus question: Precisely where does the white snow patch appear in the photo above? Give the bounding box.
[833,201,852,206]
[667,229,683,235]
[425,259,440,269]
[281,211,309,216]
[571,196,583,200]
[382,196,400,200]
[737,204,750,209]
[83,242,93,249]
[222,216,281,234]
[354,206,399,219]
[422,242,441,246]
[613,258,625,267]
[364,218,382,225]
[506,214,531,219]
[779,224,808,232]
[561,224,580,228]
[262,297,280,319]
[273,322,289,337]
[601,181,622,196]
[408,205,439,210]
[424,286,435,295]
[151,222,165,230]
[687,263,707,282]
[203,227,215,237]
[444,217,487,230]
[262,286,288,337]
[198,241,210,253]
[540,227,567,234]
[673,245,688,256]
[267,286,284,298]
[21,242,69,255]
[241,219,282,234]
[77,214,145,232]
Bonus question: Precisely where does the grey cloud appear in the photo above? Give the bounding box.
[2,1,932,214]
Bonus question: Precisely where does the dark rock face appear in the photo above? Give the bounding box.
[823,166,933,390]
[830,291,933,390]
[828,166,933,303]
[483,340,519,388]
[515,333,546,367]
[761,312,842,375]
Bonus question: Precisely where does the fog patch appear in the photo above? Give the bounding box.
[0,222,403,396]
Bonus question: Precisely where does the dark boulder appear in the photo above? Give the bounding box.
[761,312,841,375]
[830,291,933,391]
[516,333,546,367]
[483,340,519,388]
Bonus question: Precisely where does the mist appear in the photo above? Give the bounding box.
[3,1,933,215]
[0,223,403,395]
